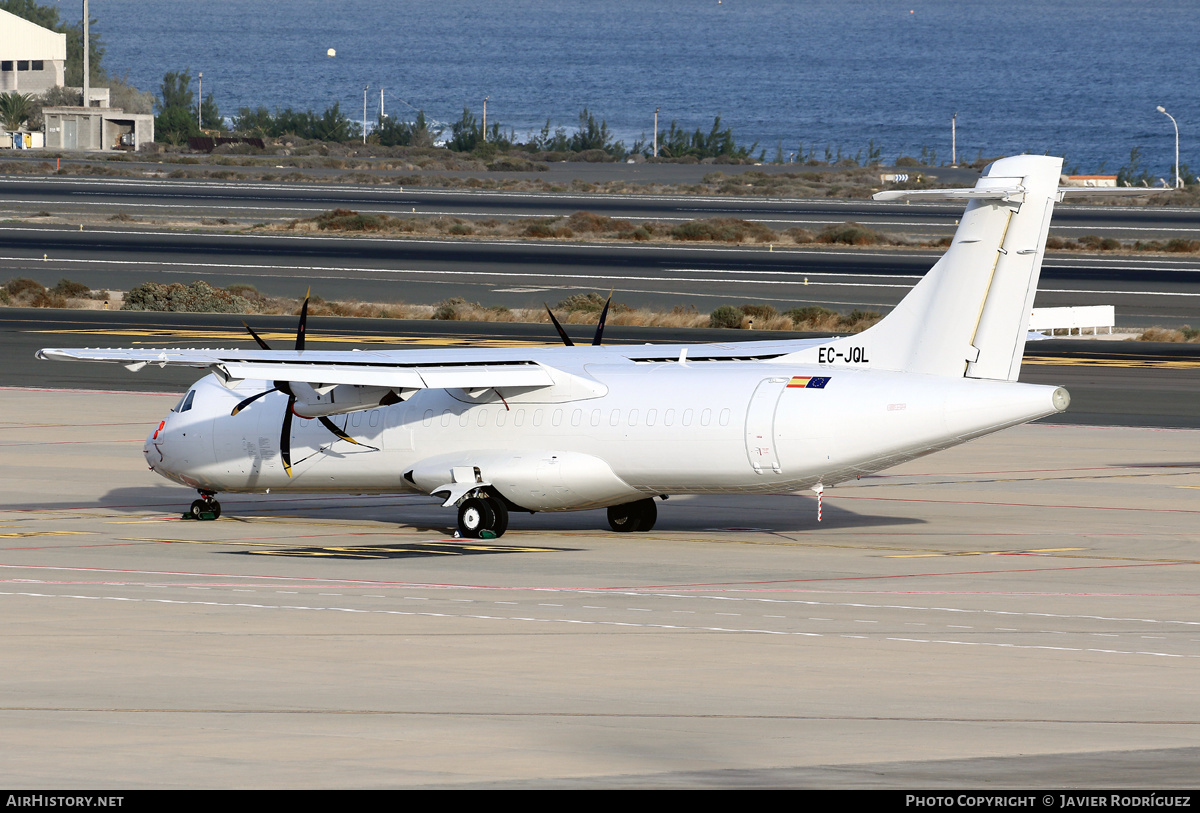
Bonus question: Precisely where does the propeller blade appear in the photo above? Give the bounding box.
[544,303,574,347]
[591,295,612,346]
[295,290,310,351]
[242,321,271,350]
[319,416,362,446]
[280,394,296,477]
[231,387,276,416]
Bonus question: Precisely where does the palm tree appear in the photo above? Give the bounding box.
[0,92,35,132]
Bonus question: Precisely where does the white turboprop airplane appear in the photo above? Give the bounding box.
[42,155,1090,538]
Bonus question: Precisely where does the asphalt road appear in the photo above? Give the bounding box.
[2,174,1197,241]
[7,308,1198,429]
[3,222,1199,327]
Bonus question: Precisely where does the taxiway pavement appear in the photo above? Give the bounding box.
[2,388,1198,788]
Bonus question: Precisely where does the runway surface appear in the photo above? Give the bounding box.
[3,222,1199,327]
[2,388,1198,787]
[3,174,1197,240]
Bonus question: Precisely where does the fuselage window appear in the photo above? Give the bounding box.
[590,409,601,427]
[515,409,526,427]
[719,408,731,426]
[458,410,470,428]
[664,409,675,426]
[422,409,433,427]
[495,409,506,427]
[369,410,380,428]
[646,409,657,426]
[682,408,693,426]
[441,409,452,428]
[629,409,638,426]
[700,408,712,426]
[551,409,561,427]
[571,409,582,427]
[478,409,488,427]
[609,410,621,426]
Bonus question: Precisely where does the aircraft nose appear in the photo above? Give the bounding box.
[144,417,168,470]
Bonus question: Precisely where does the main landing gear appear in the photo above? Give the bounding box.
[607,498,657,533]
[186,491,221,520]
[456,492,509,539]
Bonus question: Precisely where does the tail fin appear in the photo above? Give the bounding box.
[784,155,1063,381]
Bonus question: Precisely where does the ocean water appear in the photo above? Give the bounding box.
[67,0,1197,175]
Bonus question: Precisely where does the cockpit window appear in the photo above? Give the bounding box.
[173,389,196,413]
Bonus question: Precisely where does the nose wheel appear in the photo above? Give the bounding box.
[186,492,221,520]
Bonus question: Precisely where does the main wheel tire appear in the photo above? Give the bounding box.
[189,499,206,519]
[458,497,495,539]
[485,496,509,538]
[608,498,657,533]
[633,498,657,532]
[207,500,221,519]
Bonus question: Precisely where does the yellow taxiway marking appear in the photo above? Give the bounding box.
[0,531,96,538]
[888,547,1087,559]
[30,328,546,348]
[1024,355,1200,369]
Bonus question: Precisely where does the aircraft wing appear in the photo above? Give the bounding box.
[36,347,557,390]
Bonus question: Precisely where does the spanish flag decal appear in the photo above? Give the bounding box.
[787,376,830,389]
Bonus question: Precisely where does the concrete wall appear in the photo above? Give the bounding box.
[43,107,154,151]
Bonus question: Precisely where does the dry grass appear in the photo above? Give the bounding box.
[277,208,917,249]
[1137,326,1200,343]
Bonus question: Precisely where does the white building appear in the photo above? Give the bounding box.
[0,8,66,95]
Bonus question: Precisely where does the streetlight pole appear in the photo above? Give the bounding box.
[363,84,369,144]
[82,0,89,107]
[1156,105,1181,188]
[951,112,957,166]
[482,96,489,142]
[197,72,203,129]
[653,107,659,158]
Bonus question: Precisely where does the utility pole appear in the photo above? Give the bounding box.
[951,113,957,166]
[653,107,659,158]
[363,84,369,144]
[482,96,489,142]
[197,72,203,128]
[380,87,384,120]
[82,0,89,107]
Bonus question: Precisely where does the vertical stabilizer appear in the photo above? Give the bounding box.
[781,155,1062,381]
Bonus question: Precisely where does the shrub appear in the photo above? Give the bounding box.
[785,306,837,323]
[52,279,90,298]
[739,303,777,321]
[314,208,386,231]
[565,211,634,234]
[557,292,608,313]
[122,281,251,313]
[1166,238,1200,253]
[709,305,744,329]
[523,220,571,238]
[432,297,469,320]
[5,278,45,298]
[816,222,882,245]
[670,217,775,243]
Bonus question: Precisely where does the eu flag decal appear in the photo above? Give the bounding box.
[787,376,830,389]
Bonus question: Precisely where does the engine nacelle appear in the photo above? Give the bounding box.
[290,382,407,418]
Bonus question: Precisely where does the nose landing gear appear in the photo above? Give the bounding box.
[185,491,221,520]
